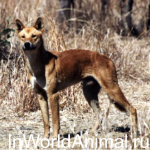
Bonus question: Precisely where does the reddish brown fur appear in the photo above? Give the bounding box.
[16,17,138,138]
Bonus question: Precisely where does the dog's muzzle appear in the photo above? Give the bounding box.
[23,42,36,50]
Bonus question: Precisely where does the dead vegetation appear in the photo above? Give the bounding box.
[0,0,150,149]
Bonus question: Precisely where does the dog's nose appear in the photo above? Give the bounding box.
[24,42,31,49]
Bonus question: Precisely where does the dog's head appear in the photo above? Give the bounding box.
[16,17,44,52]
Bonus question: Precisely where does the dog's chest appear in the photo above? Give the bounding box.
[27,59,46,89]
[30,75,46,89]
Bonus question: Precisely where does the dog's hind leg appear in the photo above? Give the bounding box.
[94,59,138,137]
[82,77,101,134]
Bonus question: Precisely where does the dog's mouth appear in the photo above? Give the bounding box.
[23,46,36,51]
[23,42,36,51]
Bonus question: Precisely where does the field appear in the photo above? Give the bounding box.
[0,0,150,149]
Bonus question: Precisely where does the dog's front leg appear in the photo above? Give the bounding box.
[30,76,50,139]
[37,94,50,138]
[48,92,60,138]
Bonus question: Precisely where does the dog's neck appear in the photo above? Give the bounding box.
[25,42,45,77]
[23,37,56,88]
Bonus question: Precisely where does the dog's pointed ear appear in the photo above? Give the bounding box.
[16,19,25,33]
[34,17,44,31]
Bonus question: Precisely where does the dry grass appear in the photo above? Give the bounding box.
[0,0,150,149]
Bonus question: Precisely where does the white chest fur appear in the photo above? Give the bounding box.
[30,76,46,90]
[30,76,37,88]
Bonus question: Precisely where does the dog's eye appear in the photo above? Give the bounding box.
[32,35,37,38]
[21,35,25,38]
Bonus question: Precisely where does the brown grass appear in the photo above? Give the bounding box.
[0,0,150,149]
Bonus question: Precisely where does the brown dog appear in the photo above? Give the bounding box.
[15,17,138,138]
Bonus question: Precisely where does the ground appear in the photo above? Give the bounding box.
[0,78,150,149]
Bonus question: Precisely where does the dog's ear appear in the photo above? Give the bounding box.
[34,17,44,31]
[16,19,25,33]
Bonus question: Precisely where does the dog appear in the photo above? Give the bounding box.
[15,17,138,138]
